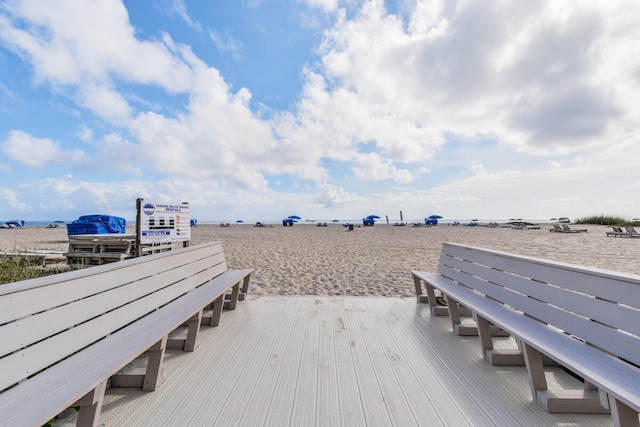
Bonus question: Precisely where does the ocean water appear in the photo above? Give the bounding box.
[14,221,69,228]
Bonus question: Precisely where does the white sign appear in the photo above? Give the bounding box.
[139,201,191,244]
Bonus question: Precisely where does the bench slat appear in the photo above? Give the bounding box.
[0,242,226,323]
[412,241,640,423]
[0,264,222,391]
[412,269,640,413]
[0,254,227,359]
[438,263,640,367]
[439,253,640,339]
[0,268,252,427]
[441,243,640,310]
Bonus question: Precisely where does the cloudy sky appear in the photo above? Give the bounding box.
[1,0,639,222]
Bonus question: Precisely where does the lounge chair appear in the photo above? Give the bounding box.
[625,226,640,238]
[606,227,628,237]
[561,225,587,233]
[549,224,563,232]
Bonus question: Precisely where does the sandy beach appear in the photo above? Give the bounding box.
[2,223,639,297]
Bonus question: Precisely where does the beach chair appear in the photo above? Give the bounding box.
[606,227,627,237]
[561,225,587,233]
[625,226,640,237]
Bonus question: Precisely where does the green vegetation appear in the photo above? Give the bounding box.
[0,255,58,285]
[574,215,640,226]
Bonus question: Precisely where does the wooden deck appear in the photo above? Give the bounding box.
[56,296,613,426]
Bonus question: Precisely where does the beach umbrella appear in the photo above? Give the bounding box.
[367,215,381,219]
[428,215,443,219]
[288,215,301,220]
[332,219,339,222]
[236,220,243,223]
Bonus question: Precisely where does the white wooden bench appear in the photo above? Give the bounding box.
[0,242,251,426]
[411,242,640,426]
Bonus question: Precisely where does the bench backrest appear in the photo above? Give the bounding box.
[436,243,640,367]
[0,242,228,393]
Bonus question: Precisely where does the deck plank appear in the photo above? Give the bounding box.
[57,296,614,426]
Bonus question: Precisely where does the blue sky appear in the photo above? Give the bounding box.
[1,0,640,222]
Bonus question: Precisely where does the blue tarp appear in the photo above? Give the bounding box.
[67,214,127,235]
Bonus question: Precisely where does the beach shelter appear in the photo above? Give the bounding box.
[425,214,443,225]
[363,215,379,226]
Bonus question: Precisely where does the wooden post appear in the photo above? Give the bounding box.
[182,201,190,248]
[135,197,143,258]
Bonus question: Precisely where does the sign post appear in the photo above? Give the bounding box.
[135,198,191,256]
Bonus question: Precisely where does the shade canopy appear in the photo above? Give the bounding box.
[366,215,381,219]
[288,215,301,220]
[428,215,443,219]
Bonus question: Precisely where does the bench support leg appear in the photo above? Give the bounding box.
[522,342,548,397]
[225,282,240,310]
[608,396,640,427]
[239,274,251,300]
[210,295,224,327]
[446,296,477,335]
[143,336,167,391]
[413,274,426,304]
[75,380,107,427]
[476,314,493,352]
[427,284,451,316]
[523,343,609,414]
[445,295,462,330]
[184,310,203,352]
[476,316,526,365]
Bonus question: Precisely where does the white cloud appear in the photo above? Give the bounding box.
[127,64,281,190]
[0,0,195,121]
[311,0,640,156]
[313,184,360,208]
[1,130,85,167]
[168,0,202,31]
[301,0,339,13]
[0,187,26,209]
[2,0,640,220]
[76,125,93,143]
[352,152,413,183]
[209,30,243,61]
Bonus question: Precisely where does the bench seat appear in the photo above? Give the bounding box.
[0,242,251,427]
[412,242,640,426]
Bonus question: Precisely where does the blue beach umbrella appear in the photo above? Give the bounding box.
[366,215,381,219]
[288,215,301,220]
[428,215,443,219]
[236,220,244,223]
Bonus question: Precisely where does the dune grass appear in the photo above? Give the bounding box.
[574,215,640,226]
[0,255,57,285]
